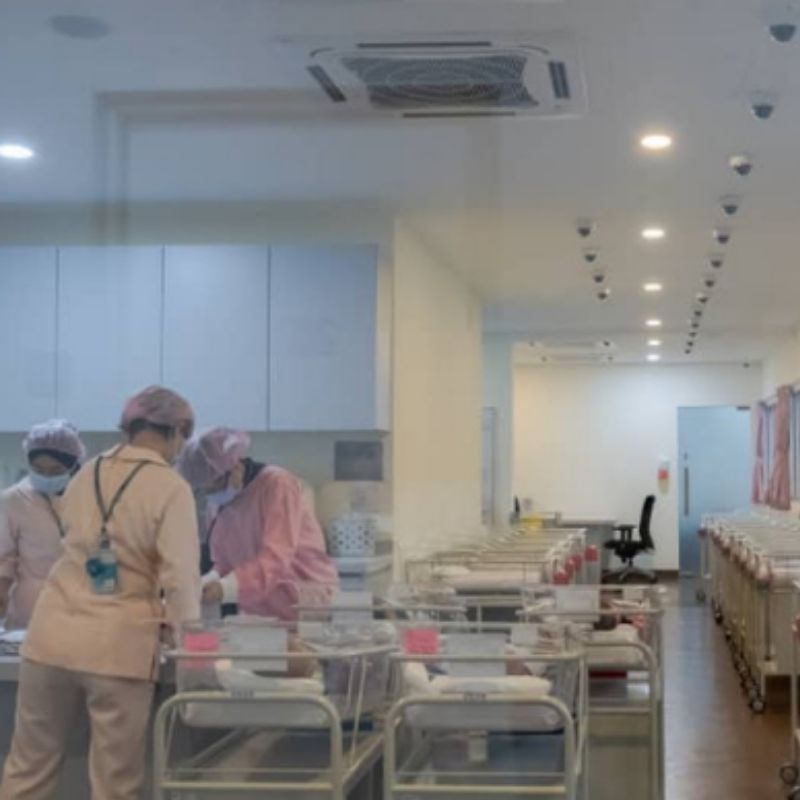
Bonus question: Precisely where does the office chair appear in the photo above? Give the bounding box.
[602,495,657,584]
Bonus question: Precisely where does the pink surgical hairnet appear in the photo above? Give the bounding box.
[178,427,251,490]
[119,385,195,436]
[23,419,86,463]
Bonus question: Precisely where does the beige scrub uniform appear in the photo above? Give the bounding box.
[0,479,65,630]
[0,445,201,800]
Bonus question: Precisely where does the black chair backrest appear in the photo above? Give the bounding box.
[638,495,656,550]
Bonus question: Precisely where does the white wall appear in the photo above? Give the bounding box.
[764,328,800,394]
[392,221,484,564]
[482,334,515,526]
[514,364,763,569]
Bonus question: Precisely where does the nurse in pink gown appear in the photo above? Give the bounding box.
[179,428,339,620]
[0,420,86,630]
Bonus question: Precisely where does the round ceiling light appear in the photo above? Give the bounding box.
[647,353,662,363]
[646,318,663,328]
[648,339,662,347]
[0,143,34,160]
[640,133,673,151]
[642,227,666,241]
[50,15,110,40]
[643,282,663,293]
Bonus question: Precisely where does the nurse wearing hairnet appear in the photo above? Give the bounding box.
[0,386,201,800]
[0,420,86,630]
[179,428,339,620]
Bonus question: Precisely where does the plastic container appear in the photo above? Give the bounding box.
[326,514,377,557]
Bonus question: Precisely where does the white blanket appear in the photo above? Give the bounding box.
[402,663,562,731]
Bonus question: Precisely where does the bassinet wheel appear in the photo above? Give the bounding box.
[780,763,799,786]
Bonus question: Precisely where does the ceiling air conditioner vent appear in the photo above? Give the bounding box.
[305,34,584,118]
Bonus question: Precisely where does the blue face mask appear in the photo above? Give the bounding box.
[207,486,238,508]
[30,471,71,496]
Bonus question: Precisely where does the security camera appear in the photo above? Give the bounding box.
[769,22,797,42]
[591,268,606,284]
[576,219,595,239]
[750,92,776,120]
[596,287,611,301]
[729,154,754,177]
[720,195,740,217]
[709,254,725,270]
[704,273,718,289]
[582,248,599,264]
[714,227,732,245]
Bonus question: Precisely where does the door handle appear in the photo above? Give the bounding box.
[684,466,690,516]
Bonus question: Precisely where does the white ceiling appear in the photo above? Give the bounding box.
[1,0,799,364]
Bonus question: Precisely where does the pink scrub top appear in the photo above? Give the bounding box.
[0,478,64,630]
[210,466,339,620]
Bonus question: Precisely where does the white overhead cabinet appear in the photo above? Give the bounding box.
[0,248,58,430]
[269,245,389,431]
[56,247,163,430]
[163,246,269,430]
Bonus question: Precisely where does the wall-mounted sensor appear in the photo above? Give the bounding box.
[576,219,595,239]
[729,154,754,177]
[769,21,797,41]
[709,254,725,270]
[714,227,732,245]
[591,268,607,285]
[596,287,611,301]
[750,91,776,120]
[720,195,740,217]
[583,248,599,264]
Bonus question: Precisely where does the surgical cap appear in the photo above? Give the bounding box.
[178,427,251,490]
[23,419,86,463]
[119,385,195,437]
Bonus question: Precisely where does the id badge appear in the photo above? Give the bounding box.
[85,547,119,595]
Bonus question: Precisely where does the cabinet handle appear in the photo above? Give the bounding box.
[684,467,690,516]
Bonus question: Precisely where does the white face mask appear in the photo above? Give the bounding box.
[30,471,70,496]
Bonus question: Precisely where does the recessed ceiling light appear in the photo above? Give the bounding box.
[646,318,663,328]
[642,227,666,241]
[640,133,673,151]
[647,353,661,363]
[0,143,34,160]
[643,282,663,293]
[648,339,662,347]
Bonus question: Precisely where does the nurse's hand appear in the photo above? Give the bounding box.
[202,581,224,606]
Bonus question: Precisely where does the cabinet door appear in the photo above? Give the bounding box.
[163,246,269,430]
[0,248,57,430]
[269,245,385,431]
[57,247,163,430]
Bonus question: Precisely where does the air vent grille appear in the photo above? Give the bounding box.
[340,54,538,111]
[548,60,570,99]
